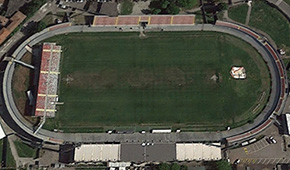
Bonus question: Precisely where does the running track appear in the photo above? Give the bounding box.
[215,21,287,143]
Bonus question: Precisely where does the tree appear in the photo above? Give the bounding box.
[166,3,180,14]
[171,163,181,170]
[216,160,232,170]
[177,0,190,7]
[180,165,187,170]
[152,8,162,14]
[36,21,47,32]
[161,1,170,9]
[149,0,180,14]
[159,163,171,170]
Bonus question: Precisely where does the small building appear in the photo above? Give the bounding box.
[0,28,10,43]
[230,66,246,79]
[6,11,26,32]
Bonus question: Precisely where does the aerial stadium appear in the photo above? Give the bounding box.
[1,15,287,157]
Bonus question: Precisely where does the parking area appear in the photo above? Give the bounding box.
[120,143,176,162]
[229,125,290,169]
[244,137,270,154]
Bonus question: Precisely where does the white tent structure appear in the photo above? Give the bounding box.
[230,67,246,79]
[176,143,222,161]
[74,144,120,162]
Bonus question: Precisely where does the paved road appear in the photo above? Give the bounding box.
[1,23,286,144]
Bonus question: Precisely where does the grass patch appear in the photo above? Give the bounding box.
[0,139,16,168]
[228,4,249,24]
[284,0,290,6]
[43,31,270,132]
[120,0,134,15]
[12,53,32,115]
[249,0,290,54]
[76,168,107,170]
[14,141,36,158]
[41,13,54,27]
[182,0,199,10]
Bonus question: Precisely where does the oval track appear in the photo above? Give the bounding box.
[1,21,287,144]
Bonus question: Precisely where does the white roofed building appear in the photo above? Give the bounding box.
[176,143,222,161]
[0,123,5,140]
[74,144,120,162]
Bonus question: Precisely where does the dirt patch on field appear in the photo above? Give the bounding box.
[12,52,33,116]
[67,67,192,89]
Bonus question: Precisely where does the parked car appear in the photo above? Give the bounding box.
[269,136,277,144]
[234,159,240,164]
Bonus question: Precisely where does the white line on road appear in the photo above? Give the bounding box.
[265,159,271,165]
[257,159,263,164]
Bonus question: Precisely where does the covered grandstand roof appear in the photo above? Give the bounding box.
[176,143,221,161]
[74,144,121,162]
[35,43,61,117]
[93,15,195,26]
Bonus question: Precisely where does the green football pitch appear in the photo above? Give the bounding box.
[43,32,270,132]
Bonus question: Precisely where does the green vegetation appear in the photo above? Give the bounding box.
[283,58,290,80]
[0,139,16,168]
[228,4,248,24]
[76,168,107,170]
[43,31,270,132]
[120,0,134,15]
[41,13,53,25]
[20,0,46,19]
[14,141,36,158]
[149,0,198,14]
[284,0,290,6]
[158,163,187,170]
[249,0,290,54]
[216,160,232,170]
[12,53,32,115]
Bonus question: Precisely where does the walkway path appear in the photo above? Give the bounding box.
[245,4,252,25]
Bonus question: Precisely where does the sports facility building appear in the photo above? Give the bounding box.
[93,15,195,26]
[59,143,221,163]
[34,43,62,117]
